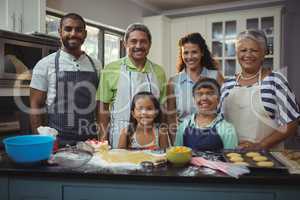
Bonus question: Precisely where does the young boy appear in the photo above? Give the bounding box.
[175,78,237,151]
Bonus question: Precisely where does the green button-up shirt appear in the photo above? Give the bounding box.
[96,57,167,104]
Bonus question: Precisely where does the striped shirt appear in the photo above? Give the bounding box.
[220,72,300,126]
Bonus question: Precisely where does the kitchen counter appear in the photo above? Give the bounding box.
[0,151,300,200]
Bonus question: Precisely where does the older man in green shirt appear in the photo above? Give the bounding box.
[97,23,167,148]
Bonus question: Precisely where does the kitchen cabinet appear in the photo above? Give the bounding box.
[0,0,46,33]
[144,5,281,78]
[1,176,299,200]
[206,6,281,77]
[63,184,275,200]
[9,178,62,200]
[0,177,8,200]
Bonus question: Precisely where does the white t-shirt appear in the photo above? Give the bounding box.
[30,50,101,106]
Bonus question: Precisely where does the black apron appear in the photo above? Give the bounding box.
[48,51,99,147]
[183,116,224,151]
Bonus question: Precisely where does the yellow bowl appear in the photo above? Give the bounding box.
[166,146,192,166]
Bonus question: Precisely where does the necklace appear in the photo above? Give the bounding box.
[195,114,215,128]
[239,70,260,80]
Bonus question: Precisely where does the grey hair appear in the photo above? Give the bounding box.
[236,29,268,54]
[124,23,152,43]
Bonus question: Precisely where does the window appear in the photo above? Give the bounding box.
[46,15,60,36]
[45,11,125,67]
[104,33,121,66]
[82,25,100,60]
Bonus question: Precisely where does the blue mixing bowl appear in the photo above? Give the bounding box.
[3,135,54,163]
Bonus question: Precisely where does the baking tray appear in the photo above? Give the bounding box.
[223,150,288,172]
[271,151,300,174]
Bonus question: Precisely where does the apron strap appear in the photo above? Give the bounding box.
[187,114,222,130]
[212,116,223,129]
[129,71,132,100]
[53,50,61,108]
[146,73,152,93]
[54,50,60,74]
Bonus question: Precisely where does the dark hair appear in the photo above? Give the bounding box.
[60,13,86,29]
[127,91,162,143]
[124,23,152,43]
[192,77,221,97]
[176,32,217,73]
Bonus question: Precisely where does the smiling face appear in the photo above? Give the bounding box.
[124,30,151,63]
[193,87,219,115]
[181,42,203,71]
[59,18,87,52]
[236,38,265,74]
[132,97,158,127]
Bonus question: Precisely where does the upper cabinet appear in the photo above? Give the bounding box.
[209,20,238,77]
[144,6,282,78]
[206,6,281,77]
[0,0,46,33]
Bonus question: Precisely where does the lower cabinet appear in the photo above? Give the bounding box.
[0,178,8,200]
[63,184,275,200]
[2,177,299,200]
[9,178,62,200]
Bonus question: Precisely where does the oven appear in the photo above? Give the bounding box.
[0,30,59,148]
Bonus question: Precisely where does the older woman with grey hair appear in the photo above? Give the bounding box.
[220,29,300,150]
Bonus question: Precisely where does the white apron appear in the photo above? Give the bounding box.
[223,70,282,149]
[109,58,160,148]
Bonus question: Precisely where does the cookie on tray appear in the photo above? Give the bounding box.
[256,161,274,167]
[233,161,249,166]
[246,152,261,158]
[230,156,244,162]
[252,156,268,162]
[226,152,242,158]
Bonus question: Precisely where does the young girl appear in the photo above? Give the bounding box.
[118,92,169,150]
[175,78,238,151]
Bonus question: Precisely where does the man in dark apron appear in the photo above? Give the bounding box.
[30,13,100,147]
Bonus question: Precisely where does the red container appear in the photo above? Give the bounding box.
[53,139,59,152]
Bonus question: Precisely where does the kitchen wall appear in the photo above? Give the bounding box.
[284,0,300,102]
[284,0,300,147]
[46,0,145,30]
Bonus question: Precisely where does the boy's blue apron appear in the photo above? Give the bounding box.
[183,117,224,151]
[48,50,99,147]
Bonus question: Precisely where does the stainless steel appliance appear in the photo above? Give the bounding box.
[0,30,59,144]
